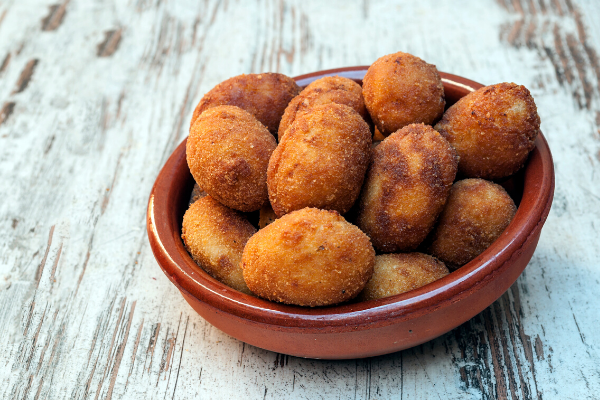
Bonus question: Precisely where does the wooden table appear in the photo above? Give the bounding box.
[1,0,598,398]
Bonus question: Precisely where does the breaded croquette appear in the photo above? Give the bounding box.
[357,124,458,252]
[434,82,540,180]
[191,73,301,136]
[427,178,517,270]
[357,253,449,301]
[268,103,371,217]
[187,106,277,212]
[241,208,375,306]
[182,196,256,294]
[278,76,366,140]
[363,52,445,136]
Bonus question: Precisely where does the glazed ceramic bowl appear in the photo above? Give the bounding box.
[147,67,554,360]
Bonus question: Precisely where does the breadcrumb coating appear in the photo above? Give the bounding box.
[357,123,458,252]
[357,253,449,301]
[427,178,517,269]
[187,105,277,212]
[182,196,256,294]
[278,76,366,140]
[241,208,375,306]
[268,103,372,217]
[363,52,445,136]
[434,82,540,179]
[191,73,301,136]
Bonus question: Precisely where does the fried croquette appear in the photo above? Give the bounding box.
[434,82,540,180]
[182,196,256,294]
[357,123,458,252]
[427,179,517,270]
[363,52,445,136]
[267,103,372,217]
[278,76,367,140]
[187,105,277,212]
[241,208,375,306]
[357,253,449,301]
[191,73,301,136]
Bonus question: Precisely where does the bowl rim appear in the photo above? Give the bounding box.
[147,66,555,332]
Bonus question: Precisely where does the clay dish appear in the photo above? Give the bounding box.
[147,67,554,360]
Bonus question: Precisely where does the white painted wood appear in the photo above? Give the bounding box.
[0,0,599,398]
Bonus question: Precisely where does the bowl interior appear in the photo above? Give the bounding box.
[147,67,554,331]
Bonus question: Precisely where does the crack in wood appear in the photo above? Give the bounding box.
[499,0,600,114]
[49,242,63,284]
[105,301,136,400]
[93,297,127,400]
[171,315,189,400]
[125,318,144,390]
[35,226,55,288]
[484,307,509,399]
[158,314,182,387]
[101,152,124,215]
[0,101,15,126]
[12,59,39,94]
[41,0,70,31]
[0,52,10,74]
[97,29,123,58]
[144,322,161,375]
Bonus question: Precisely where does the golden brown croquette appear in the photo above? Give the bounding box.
[241,208,375,306]
[182,196,256,294]
[191,73,301,136]
[267,103,372,217]
[363,52,445,136]
[357,253,449,301]
[187,105,277,212]
[278,76,366,140]
[356,123,458,252]
[427,178,517,270]
[434,82,540,180]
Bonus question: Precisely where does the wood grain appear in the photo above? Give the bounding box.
[0,0,599,399]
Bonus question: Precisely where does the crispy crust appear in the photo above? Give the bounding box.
[181,196,256,294]
[356,123,458,252]
[427,178,517,270]
[187,105,277,212]
[241,208,375,306]
[434,82,540,179]
[191,73,301,136]
[267,103,372,217]
[357,253,449,301]
[363,52,445,136]
[278,76,366,140]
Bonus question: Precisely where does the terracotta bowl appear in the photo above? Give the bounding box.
[147,67,554,360]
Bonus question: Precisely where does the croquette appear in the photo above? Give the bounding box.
[357,253,449,301]
[427,178,517,270]
[241,208,375,306]
[363,52,445,136]
[356,124,458,252]
[268,103,372,217]
[190,73,301,136]
[181,196,256,294]
[187,105,277,212]
[434,82,540,180]
[278,76,366,140]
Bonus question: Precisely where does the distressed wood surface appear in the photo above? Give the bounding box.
[1,0,599,399]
